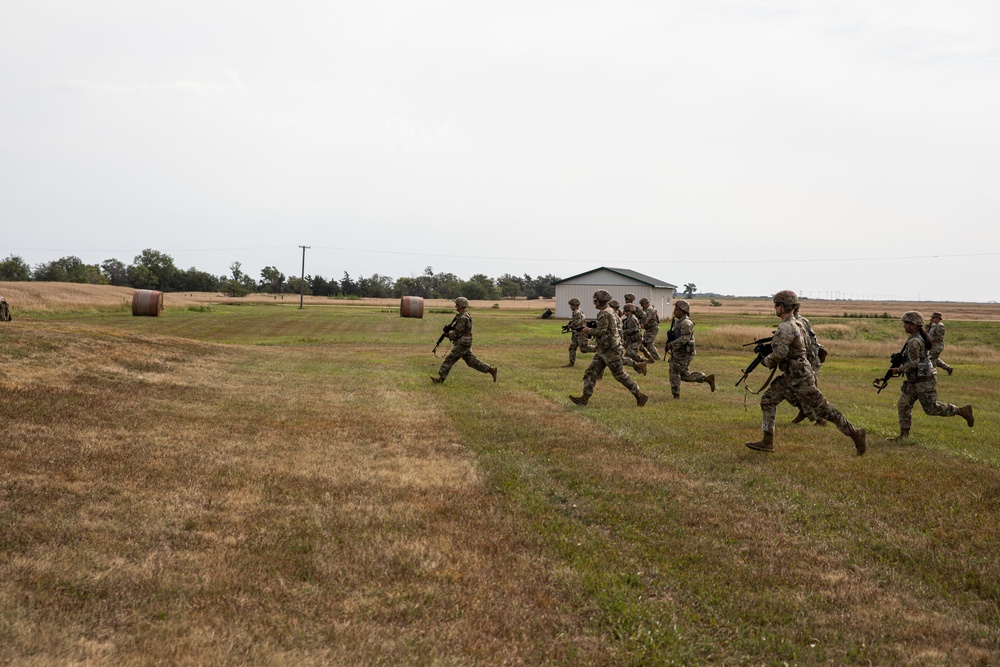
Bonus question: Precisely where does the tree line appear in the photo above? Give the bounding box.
[0,252,559,300]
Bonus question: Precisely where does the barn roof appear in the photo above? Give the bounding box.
[555,267,677,289]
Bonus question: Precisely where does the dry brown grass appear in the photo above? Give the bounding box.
[0,320,612,665]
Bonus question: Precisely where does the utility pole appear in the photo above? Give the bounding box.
[298,245,310,309]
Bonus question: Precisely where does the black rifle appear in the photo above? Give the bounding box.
[666,317,678,344]
[433,315,459,357]
[872,347,907,393]
[561,319,598,334]
[735,335,774,387]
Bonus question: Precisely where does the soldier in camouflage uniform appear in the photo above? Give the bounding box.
[789,304,827,425]
[610,300,646,375]
[624,293,643,324]
[888,311,972,440]
[639,297,660,362]
[622,304,647,368]
[926,312,954,376]
[745,290,867,455]
[569,290,648,407]
[431,297,498,384]
[563,297,595,367]
[665,299,715,398]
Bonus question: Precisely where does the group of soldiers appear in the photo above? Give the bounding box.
[429,291,974,458]
[563,290,715,407]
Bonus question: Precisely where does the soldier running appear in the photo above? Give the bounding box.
[431,297,498,384]
[926,312,954,376]
[563,297,595,367]
[665,299,715,398]
[745,290,867,456]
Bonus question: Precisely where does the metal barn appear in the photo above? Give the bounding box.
[553,267,677,319]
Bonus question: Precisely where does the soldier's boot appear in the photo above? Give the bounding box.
[814,418,828,427]
[569,394,589,406]
[672,393,680,399]
[941,361,954,375]
[705,374,716,392]
[887,429,910,441]
[635,391,649,407]
[790,410,808,424]
[957,404,974,427]
[635,361,648,376]
[561,361,575,368]
[431,376,445,384]
[489,366,498,383]
[745,432,774,453]
[849,427,867,456]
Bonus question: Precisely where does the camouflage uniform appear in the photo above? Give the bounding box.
[926,313,953,375]
[893,312,971,435]
[435,307,496,382]
[567,307,595,364]
[787,310,824,423]
[640,300,660,361]
[747,290,865,455]
[666,313,711,397]
[604,301,643,372]
[622,305,646,365]
[572,291,646,406]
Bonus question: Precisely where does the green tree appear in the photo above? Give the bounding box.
[33,256,95,283]
[101,259,129,286]
[684,283,697,298]
[0,255,31,281]
[220,262,252,297]
[259,266,285,293]
[130,249,178,290]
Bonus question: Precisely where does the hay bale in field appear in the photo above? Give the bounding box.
[0,295,11,322]
[400,295,424,318]
[132,289,163,317]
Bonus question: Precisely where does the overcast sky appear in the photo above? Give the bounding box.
[2,1,998,301]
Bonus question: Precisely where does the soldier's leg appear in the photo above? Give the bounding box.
[897,382,919,433]
[567,339,578,365]
[576,332,596,354]
[461,349,494,376]
[668,355,683,397]
[642,331,660,361]
[935,358,954,374]
[606,355,638,394]
[436,346,463,380]
[582,356,606,397]
[797,382,867,454]
[759,374,791,436]
[914,381,959,418]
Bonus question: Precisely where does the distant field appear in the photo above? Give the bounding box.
[1,284,998,665]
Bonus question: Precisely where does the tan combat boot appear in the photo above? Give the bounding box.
[957,404,974,427]
[635,361,648,376]
[431,376,445,384]
[569,394,589,406]
[887,429,909,441]
[745,432,774,452]
[561,361,575,368]
[489,366,498,383]
[849,427,867,456]
[635,391,649,407]
[706,374,716,392]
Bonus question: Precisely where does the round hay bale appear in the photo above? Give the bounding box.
[132,289,163,317]
[400,296,424,318]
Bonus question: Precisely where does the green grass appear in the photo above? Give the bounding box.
[2,305,998,665]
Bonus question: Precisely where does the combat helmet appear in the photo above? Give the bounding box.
[609,299,620,310]
[568,297,581,306]
[454,296,469,308]
[623,292,636,302]
[930,311,943,319]
[639,297,650,306]
[623,303,636,313]
[674,299,690,314]
[593,289,612,303]
[773,290,798,309]
[901,311,924,327]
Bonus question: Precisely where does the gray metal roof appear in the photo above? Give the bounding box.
[555,266,677,289]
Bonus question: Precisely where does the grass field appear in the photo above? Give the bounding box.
[1,288,998,665]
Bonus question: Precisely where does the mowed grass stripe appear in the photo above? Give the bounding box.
[428,332,1000,664]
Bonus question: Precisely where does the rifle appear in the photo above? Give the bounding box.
[666,318,678,344]
[735,335,774,388]
[433,315,459,357]
[872,348,907,393]
[561,319,597,334]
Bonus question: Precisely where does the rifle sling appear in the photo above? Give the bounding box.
[743,366,777,395]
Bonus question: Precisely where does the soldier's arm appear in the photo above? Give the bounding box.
[673,320,694,347]
[763,324,793,368]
